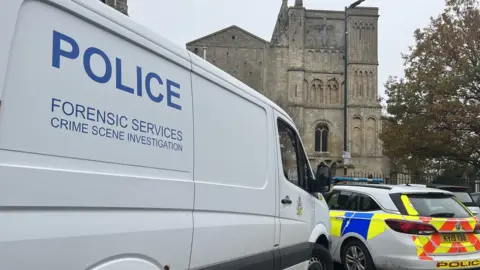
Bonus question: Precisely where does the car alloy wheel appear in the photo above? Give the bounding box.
[345,245,366,270]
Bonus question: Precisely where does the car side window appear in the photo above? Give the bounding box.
[358,194,381,211]
[326,190,340,208]
[345,193,360,211]
[277,119,306,189]
[329,190,352,210]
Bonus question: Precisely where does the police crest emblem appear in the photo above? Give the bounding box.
[297,196,303,217]
[455,221,462,231]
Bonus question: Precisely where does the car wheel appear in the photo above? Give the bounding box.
[341,239,375,270]
[308,244,334,270]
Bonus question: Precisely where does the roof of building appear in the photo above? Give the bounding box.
[186,25,268,46]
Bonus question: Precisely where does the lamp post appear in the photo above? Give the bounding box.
[343,0,365,176]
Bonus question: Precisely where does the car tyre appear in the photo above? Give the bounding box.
[308,244,334,270]
[341,239,375,270]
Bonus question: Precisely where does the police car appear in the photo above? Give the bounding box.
[325,184,480,270]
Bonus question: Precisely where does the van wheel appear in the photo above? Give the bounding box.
[341,239,375,270]
[308,244,333,270]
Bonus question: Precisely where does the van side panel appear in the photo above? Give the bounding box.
[2,6,191,172]
[0,1,193,269]
[189,61,276,268]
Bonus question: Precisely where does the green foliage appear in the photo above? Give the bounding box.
[432,161,473,185]
[381,0,480,172]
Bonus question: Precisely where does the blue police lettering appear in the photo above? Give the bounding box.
[51,117,89,134]
[131,118,183,142]
[136,66,143,97]
[145,72,164,103]
[84,47,112,84]
[51,98,128,128]
[116,58,134,94]
[51,30,182,110]
[92,125,125,141]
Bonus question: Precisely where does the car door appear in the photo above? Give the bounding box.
[275,115,316,269]
[326,189,352,259]
[332,192,384,259]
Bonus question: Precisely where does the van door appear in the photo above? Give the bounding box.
[188,64,276,269]
[275,114,316,269]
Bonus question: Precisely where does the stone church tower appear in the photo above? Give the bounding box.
[186,0,389,175]
[100,0,128,16]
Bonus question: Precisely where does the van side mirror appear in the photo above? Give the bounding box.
[309,164,331,193]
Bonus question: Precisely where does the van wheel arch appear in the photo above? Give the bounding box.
[309,242,333,270]
[315,234,329,249]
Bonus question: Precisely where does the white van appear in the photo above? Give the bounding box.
[0,0,333,269]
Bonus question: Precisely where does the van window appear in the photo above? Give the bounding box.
[278,119,306,189]
[297,135,314,185]
[407,194,472,218]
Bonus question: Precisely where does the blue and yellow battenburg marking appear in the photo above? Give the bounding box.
[331,211,399,240]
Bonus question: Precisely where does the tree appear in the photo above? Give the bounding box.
[380,0,480,172]
[433,161,470,185]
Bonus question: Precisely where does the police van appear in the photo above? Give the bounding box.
[0,0,334,269]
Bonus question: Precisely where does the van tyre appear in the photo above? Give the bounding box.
[341,239,375,270]
[308,244,333,270]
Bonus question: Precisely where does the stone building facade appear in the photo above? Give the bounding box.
[186,0,389,175]
[100,0,128,16]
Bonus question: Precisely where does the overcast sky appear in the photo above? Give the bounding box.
[128,0,446,100]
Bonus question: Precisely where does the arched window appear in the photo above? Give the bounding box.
[315,124,329,152]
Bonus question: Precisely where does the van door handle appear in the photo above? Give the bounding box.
[281,196,292,205]
[335,216,345,220]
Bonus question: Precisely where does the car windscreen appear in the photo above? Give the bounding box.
[451,192,476,206]
[407,193,472,218]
